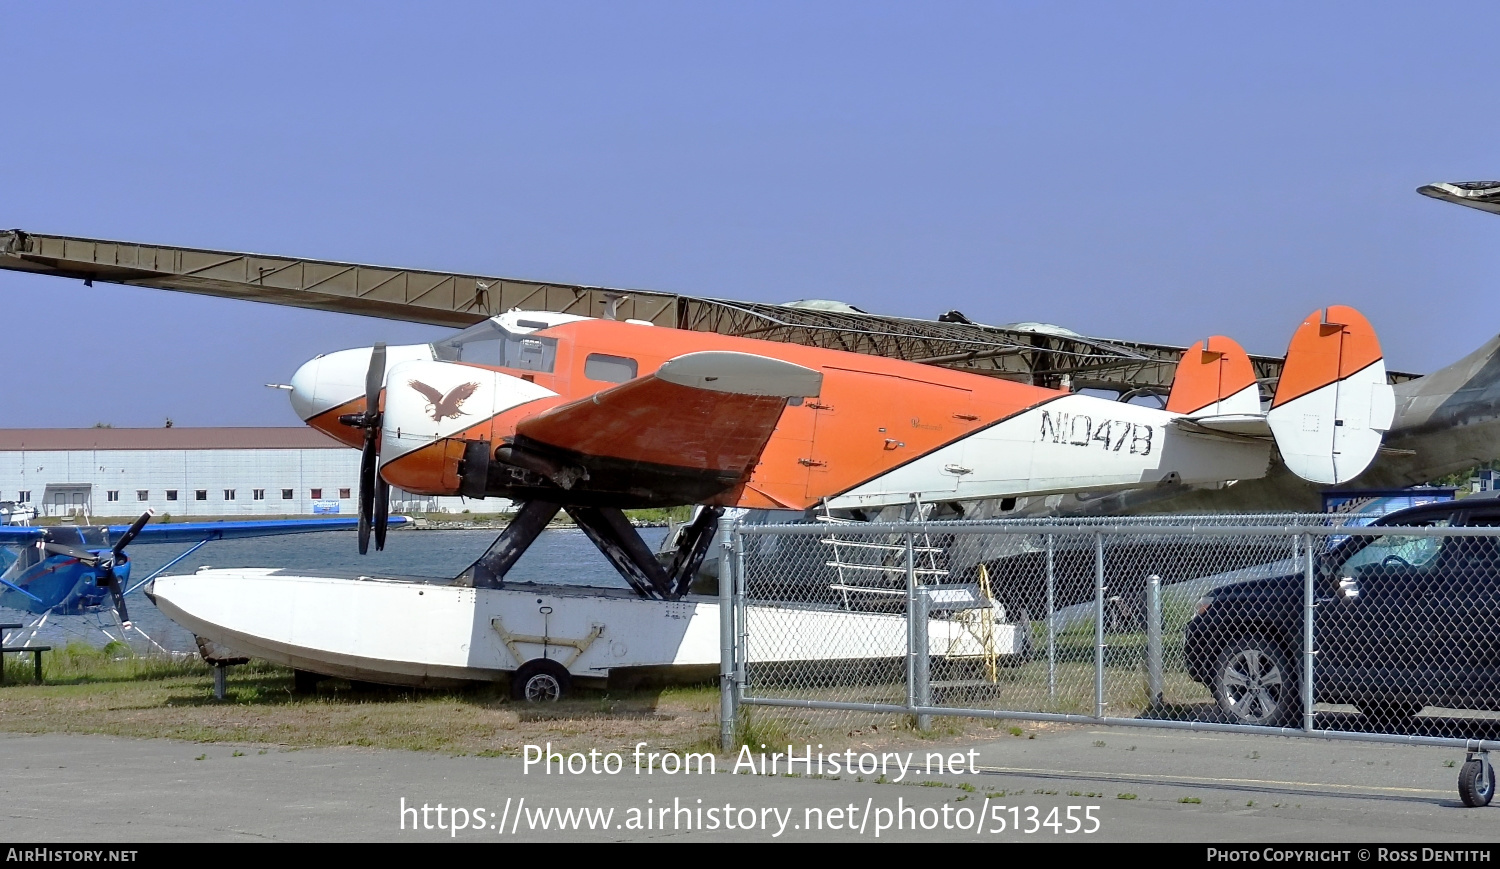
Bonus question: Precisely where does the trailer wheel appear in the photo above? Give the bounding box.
[512,659,571,702]
[292,669,323,694]
[1459,758,1495,807]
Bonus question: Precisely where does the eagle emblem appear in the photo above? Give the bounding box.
[408,379,481,422]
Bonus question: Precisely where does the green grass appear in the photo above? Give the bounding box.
[0,654,733,755]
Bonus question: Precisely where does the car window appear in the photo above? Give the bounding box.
[1337,520,1451,583]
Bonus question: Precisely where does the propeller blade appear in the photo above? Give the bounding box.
[111,509,155,558]
[358,428,376,555]
[365,342,387,416]
[42,542,99,564]
[102,569,130,628]
[356,342,386,556]
[373,476,390,551]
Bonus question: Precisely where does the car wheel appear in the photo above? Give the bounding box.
[1460,758,1495,807]
[511,658,571,702]
[1213,636,1300,726]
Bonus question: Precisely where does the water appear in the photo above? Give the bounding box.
[0,526,667,655]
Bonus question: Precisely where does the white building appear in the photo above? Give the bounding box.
[0,428,485,519]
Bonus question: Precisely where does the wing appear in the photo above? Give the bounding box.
[510,351,822,500]
[408,379,445,404]
[0,527,45,546]
[113,516,405,545]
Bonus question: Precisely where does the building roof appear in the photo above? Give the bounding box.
[0,428,347,451]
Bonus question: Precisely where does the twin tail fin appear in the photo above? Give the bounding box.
[1167,306,1395,485]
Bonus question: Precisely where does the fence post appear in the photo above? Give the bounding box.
[735,529,748,706]
[914,585,932,731]
[1301,532,1315,733]
[1145,574,1163,711]
[1047,533,1057,702]
[719,533,736,752]
[905,530,919,724]
[1094,532,1106,720]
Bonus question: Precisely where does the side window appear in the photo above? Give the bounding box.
[584,353,638,384]
[1337,520,1451,587]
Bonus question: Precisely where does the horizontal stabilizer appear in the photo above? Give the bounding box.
[655,351,822,398]
[1266,305,1395,485]
[1171,413,1272,438]
[1166,336,1260,418]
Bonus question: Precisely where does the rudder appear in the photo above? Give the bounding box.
[1165,336,1261,418]
[1266,306,1394,485]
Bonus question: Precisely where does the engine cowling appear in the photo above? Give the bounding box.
[378,360,556,495]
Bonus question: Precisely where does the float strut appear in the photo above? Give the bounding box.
[462,501,563,588]
[667,506,724,597]
[565,505,673,599]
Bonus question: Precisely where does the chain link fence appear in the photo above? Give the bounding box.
[720,514,1500,796]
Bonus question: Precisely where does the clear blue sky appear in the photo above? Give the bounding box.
[3,2,1498,427]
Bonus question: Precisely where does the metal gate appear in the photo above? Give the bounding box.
[719,515,1500,806]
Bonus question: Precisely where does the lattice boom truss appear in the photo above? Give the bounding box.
[0,229,1417,394]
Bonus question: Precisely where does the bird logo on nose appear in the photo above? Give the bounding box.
[409,380,480,421]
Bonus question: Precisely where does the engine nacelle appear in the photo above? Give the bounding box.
[379,360,556,495]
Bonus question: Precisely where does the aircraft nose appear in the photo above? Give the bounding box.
[289,344,437,422]
[288,356,324,421]
[288,347,371,420]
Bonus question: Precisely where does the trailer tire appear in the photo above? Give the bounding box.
[292,669,323,694]
[512,659,571,702]
[1459,758,1495,807]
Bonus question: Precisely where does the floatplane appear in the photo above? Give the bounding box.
[149,303,1394,698]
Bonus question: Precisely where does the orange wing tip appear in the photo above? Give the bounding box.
[1165,335,1258,417]
[1272,305,1384,409]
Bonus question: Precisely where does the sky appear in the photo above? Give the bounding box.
[3,2,1499,428]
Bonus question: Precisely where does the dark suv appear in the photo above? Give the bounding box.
[1184,498,1500,730]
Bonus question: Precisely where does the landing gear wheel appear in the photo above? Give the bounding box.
[1459,756,1495,807]
[511,659,571,702]
[1212,636,1300,726]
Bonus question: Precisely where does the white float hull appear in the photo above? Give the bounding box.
[151,569,1025,688]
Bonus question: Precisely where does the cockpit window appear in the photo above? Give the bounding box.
[432,321,558,373]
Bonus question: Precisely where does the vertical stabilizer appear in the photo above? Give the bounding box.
[1266,306,1394,485]
[1165,336,1260,418]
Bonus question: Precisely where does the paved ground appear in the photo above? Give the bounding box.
[3,726,1498,842]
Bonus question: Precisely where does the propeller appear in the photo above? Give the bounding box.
[374,475,390,551]
[102,510,154,627]
[339,343,387,555]
[43,509,154,628]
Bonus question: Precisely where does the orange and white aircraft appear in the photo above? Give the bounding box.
[288,305,1393,598]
